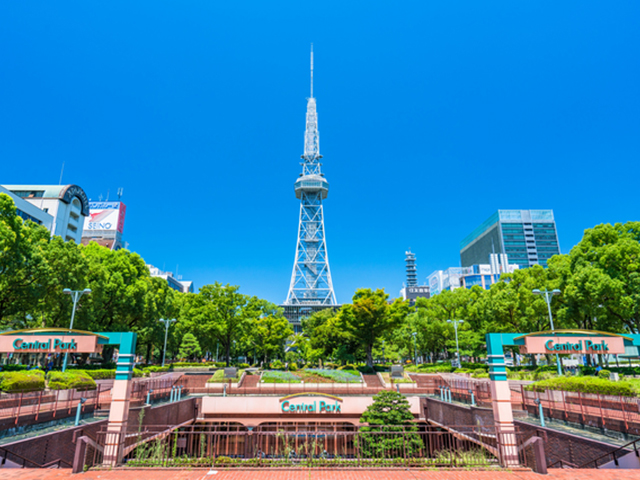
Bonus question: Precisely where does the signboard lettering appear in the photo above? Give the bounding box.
[281,400,342,413]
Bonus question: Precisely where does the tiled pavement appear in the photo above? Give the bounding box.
[1,469,640,480]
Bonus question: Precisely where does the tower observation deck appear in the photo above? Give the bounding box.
[283,47,338,330]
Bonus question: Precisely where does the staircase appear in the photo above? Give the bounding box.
[362,374,384,388]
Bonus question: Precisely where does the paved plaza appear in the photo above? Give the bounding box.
[1,469,640,480]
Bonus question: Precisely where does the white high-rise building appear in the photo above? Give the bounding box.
[2,184,90,243]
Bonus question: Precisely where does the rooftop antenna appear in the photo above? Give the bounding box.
[310,43,314,98]
[59,162,65,185]
[117,187,123,201]
[106,189,110,201]
[98,194,103,201]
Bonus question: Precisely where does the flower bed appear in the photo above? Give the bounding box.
[305,368,362,383]
[260,370,301,383]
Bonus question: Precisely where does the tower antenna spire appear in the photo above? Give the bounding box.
[310,43,314,98]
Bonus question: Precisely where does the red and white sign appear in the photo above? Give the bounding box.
[84,202,126,233]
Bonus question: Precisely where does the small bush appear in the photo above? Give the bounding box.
[81,369,115,380]
[598,369,611,379]
[237,363,250,369]
[0,370,45,392]
[142,366,170,375]
[46,371,97,391]
[289,362,298,371]
[526,376,637,397]
[270,360,285,370]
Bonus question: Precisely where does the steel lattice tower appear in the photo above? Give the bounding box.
[284,47,337,308]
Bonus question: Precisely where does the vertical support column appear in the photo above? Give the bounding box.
[486,334,518,467]
[101,332,137,467]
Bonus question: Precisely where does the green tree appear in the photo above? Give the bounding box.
[358,390,422,457]
[338,289,410,367]
[558,222,640,333]
[179,333,202,361]
[246,308,293,364]
[180,283,260,366]
[0,194,52,326]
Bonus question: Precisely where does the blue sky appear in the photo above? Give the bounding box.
[1,2,639,304]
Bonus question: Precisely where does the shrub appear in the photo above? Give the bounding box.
[142,366,170,375]
[289,362,298,372]
[270,360,285,370]
[237,363,250,369]
[0,370,45,392]
[473,368,485,375]
[338,364,358,371]
[81,369,115,380]
[133,368,144,378]
[526,376,637,397]
[598,369,611,379]
[46,371,97,391]
[357,365,375,374]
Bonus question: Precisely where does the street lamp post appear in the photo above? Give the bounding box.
[447,320,464,368]
[159,319,176,367]
[62,288,91,372]
[411,332,418,366]
[533,288,562,375]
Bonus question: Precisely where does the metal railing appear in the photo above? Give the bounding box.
[0,376,182,427]
[521,386,640,435]
[84,424,532,470]
[578,436,640,469]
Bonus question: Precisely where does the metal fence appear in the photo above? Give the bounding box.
[521,386,640,436]
[84,424,531,470]
[0,376,181,427]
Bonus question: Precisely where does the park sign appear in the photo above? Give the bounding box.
[279,393,343,414]
[516,330,628,355]
[0,328,105,354]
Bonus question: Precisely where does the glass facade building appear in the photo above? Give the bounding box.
[460,210,560,269]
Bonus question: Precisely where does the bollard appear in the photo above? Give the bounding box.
[469,389,475,407]
[146,389,153,405]
[177,385,183,401]
[223,383,227,397]
[396,384,400,394]
[447,387,452,403]
[170,386,175,403]
[439,386,443,401]
[74,398,87,426]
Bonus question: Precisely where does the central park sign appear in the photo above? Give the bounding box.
[518,333,626,355]
[0,329,104,354]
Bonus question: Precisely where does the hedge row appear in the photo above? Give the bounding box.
[526,376,638,397]
[0,370,46,392]
[47,371,97,391]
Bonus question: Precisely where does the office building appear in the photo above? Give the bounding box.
[81,201,127,250]
[0,185,54,229]
[428,254,519,296]
[147,264,195,293]
[2,184,90,244]
[460,210,560,269]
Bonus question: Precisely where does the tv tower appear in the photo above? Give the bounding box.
[284,46,337,323]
